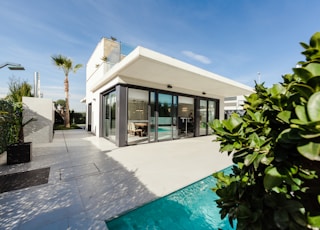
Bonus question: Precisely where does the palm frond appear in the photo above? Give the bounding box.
[73,64,83,73]
[51,54,82,75]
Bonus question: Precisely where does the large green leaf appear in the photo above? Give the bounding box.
[308,214,320,228]
[260,156,274,165]
[264,166,283,190]
[269,84,286,97]
[211,119,223,129]
[305,62,320,76]
[291,119,308,126]
[244,151,259,166]
[278,128,302,144]
[277,110,291,124]
[295,105,308,122]
[293,67,312,82]
[307,92,320,121]
[297,142,320,161]
[222,115,243,132]
[292,83,314,99]
[249,133,265,148]
[253,153,265,170]
[307,76,320,92]
[299,131,320,139]
[300,42,309,49]
[309,32,320,49]
[221,144,234,152]
[246,110,263,123]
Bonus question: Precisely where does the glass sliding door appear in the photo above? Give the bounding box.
[177,96,194,138]
[103,91,116,141]
[110,92,116,140]
[158,93,177,141]
[148,91,156,142]
[127,88,149,145]
[172,95,178,139]
[208,100,216,134]
[125,87,217,145]
[103,94,109,137]
[199,99,208,135]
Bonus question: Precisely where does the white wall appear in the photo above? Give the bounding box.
[86,39,105,81]
[86,37,124,136]
[22,97,54,143]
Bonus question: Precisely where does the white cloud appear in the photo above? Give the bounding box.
[182,50,211,64]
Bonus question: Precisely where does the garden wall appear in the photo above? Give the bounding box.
[23,97,54,143]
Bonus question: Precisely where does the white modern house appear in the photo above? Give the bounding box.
[85,37,253,147]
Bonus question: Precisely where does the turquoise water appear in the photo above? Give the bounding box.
[150,127,171,133]
[106,166,235,230]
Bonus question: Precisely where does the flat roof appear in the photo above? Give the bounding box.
[90,46,254,97]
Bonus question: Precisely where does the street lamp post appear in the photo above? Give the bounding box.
[0,62,25,70]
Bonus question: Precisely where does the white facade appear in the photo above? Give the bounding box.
[85,38,253,146]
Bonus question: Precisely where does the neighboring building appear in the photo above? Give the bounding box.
[84,37,253,147]
[224,95,246,118]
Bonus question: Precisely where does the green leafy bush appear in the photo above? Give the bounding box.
[0,100,34,153]
[0,100,19,153]
[211,32,320,229]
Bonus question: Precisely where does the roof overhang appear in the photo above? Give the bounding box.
[91,46,254,97]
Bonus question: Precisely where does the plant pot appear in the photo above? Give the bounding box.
[7,142,32,165]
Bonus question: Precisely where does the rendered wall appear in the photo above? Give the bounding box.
[86,38,121,134]
[22,97,54,143]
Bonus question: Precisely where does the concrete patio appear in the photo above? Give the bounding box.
[0,129,232,229]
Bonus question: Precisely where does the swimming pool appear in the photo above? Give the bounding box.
[106,166,235,229]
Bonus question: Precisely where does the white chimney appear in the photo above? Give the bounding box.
[34,72,41,98]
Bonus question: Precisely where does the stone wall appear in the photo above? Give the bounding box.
[22,97,54,143]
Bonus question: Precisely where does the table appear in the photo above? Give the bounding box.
[180,117,192,135]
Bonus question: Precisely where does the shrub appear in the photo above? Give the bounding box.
[211,32,320,229]
[0,100,20,153]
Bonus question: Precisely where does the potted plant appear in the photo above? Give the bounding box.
[6,102,35,165]
[0,99,16,155]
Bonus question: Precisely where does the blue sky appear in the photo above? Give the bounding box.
[1,0,319,112]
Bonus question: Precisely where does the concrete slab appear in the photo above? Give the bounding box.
[108,136,232,197]
[0,129,232,229]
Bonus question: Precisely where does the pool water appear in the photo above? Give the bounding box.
[106,166,235,230]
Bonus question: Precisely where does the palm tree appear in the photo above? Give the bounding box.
[51,54,82,128]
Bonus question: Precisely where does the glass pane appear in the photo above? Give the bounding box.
[208,100,216,133]
[109,91,116,141]
[149,91,156,142]
[104,94,109,137]
[172,95,178,139]
[158,93,173,141]
[102,91,116,141]
[127,88,149,145]
[199,100,208,135]
[178,96,194,138]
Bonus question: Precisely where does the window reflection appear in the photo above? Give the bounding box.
[126,87,217,145]
[103,91,116,141]
[127,88,149,145]
[199,100,208,135]
[178,96,194,138]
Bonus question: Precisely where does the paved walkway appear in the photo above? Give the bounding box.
[0,130,232,229]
